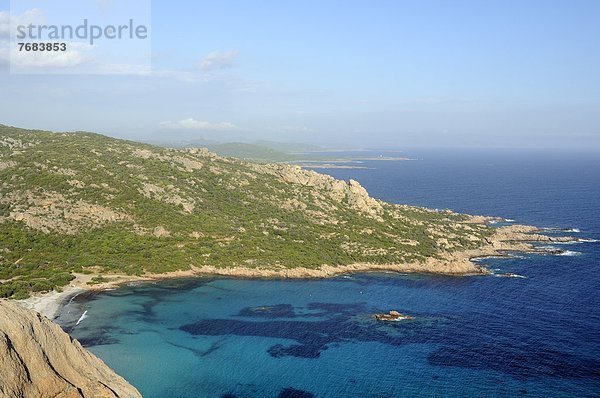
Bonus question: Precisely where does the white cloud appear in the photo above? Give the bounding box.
[159,118,240,131]
[0,11,10,39]
[9,42,94,69]
[0,9,94,70]
[1,9,45,67]
[1,8,151,74]
[95,0,116,10]
[198,50,238,71]
[0,9,45,39]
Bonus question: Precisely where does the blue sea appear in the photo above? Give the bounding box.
[58,149,600,398]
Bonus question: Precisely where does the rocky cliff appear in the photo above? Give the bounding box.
[0,300,141,398]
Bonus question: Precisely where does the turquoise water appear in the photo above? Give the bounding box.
[59,150,600,397]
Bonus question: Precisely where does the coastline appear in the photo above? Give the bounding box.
[17,286,85,320]
[16,224,573,321]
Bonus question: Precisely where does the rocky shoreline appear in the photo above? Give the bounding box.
[6,221,577,398]
[17,222,576,321]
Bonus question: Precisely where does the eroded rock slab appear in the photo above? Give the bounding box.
[0,300,141,398]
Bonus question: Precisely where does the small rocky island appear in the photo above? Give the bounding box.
[374,310,414,321]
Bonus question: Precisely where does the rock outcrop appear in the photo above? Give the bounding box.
[0,300,141,398]
[374,310,414,321]
[252,163,383,217]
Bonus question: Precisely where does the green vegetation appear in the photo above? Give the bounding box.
[88,275,110,285]
[203,142,299,162]
[0,124,493,298]
[252,140,322,154]
[149,139,333,163]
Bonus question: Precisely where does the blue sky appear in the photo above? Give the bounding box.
[1,0,599,149]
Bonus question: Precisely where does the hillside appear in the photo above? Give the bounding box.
[146,139,300,163]
[0,125,511,299]
[203,142,298,162]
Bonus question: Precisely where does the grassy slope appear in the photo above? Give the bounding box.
[203,142,298,162]
[0,125,492,298]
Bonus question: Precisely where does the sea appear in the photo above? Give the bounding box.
[56,149,600,398]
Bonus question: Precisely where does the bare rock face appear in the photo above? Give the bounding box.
[0,300,141,398]
[152,225,170,237]
[346,179,382,217]
[253,164,383,217]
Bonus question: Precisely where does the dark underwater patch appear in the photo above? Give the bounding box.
[179,300,600,382]
[236,302,364,319]
[278,387,315,398]
[76,334,119,347]
[63,320,122,346]
[166,338,226,357]
[334,272,476,290]
[180,302,429,359]
[238,304,298,318]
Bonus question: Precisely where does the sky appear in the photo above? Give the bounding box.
[0,0,599,150]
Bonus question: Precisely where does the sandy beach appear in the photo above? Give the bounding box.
[15,270,206,320]
[17,286,85,320]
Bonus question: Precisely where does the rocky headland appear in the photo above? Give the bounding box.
[0,300,141,398]
[0,125,578,301]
